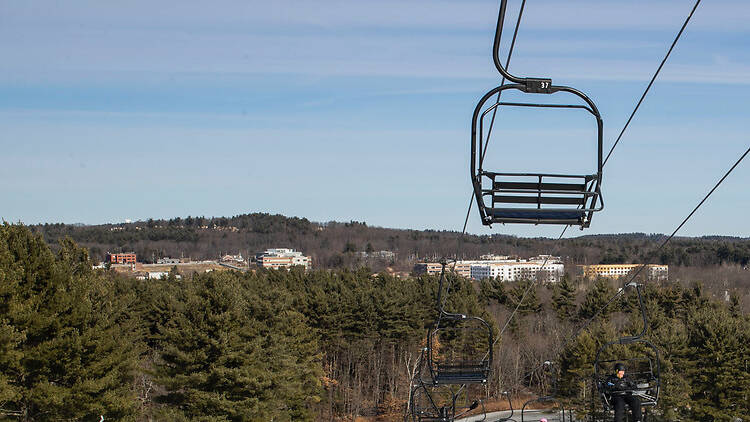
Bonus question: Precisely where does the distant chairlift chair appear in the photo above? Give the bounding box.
[408,261,493,422]
[592,283,661,420]
[595,354,660,411]
[409,379,487,422]
[426,263,493,386]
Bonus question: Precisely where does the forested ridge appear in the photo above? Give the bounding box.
[28,213,750,271]
[1,224,749,421]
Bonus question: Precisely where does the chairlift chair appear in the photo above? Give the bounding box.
[409,383,455,422]
[426,263,493,386]
[471,0,604,228]
[594,343,661,411]
[409,362,488,422]
[408,262,493,422]
[591,283,661,420]
[426,307,493,386]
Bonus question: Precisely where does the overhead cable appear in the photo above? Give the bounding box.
[523,143,750,386]
[517,0,707,384]
[603,0,703,168]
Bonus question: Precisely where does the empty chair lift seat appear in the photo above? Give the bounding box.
[433,362,490,385]
[485,173,600,226]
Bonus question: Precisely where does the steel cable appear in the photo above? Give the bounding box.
[446,0,528,297]
[603,0,702,168]
[514,0,706,390]
[520,143,750,390]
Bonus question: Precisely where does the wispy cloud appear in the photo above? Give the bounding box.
[2,28,748,85]
[1,0,748,86]
[1,0,748,234]
[3,0,748,32]
[2,6,747,86]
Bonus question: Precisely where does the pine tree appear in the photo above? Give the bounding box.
[684,305,750,420]
[480,277,507,306]
[645,302,691,420]
[558,321,617,418]
[728,293,741,318]
[0,224,141,420]
[558,329,597,406]
[552,274,577,320]
[506,279,541,315]
[578,277,616,321]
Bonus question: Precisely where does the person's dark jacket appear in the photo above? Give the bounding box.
[605,374,637,392]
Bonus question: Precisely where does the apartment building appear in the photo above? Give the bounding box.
[413,261,474,278]
[415,255,564,283]
[470,261,564,283]
[358,250,396,260]
[256,248,311,270]
[578,264,668,281]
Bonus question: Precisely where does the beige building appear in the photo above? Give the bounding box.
[414,262,446,276]
[256,248,311,270]
[578,264,668,281]
[414,262,475,278]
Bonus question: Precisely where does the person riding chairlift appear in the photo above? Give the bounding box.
[606,363,642,422]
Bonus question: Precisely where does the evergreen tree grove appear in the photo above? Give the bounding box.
[2,223,749,420]
[151,271,322,421]
[684,305,750,420]
[578,277,617,320]
[0,224,141,420]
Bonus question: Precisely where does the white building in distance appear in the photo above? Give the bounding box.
[415,255,564,283]
[358,250,396,260]
[256,248,311,270]
[470,261,563,283]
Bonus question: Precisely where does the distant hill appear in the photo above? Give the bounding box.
[28,213,750,271]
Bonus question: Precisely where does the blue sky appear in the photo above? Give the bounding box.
[1,0,749,238]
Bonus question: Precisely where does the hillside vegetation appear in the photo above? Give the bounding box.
[1,224,749,421]
[30,213,750,270]
[30,213,750,311]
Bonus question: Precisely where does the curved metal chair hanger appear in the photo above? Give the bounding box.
[497,391,517,422]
